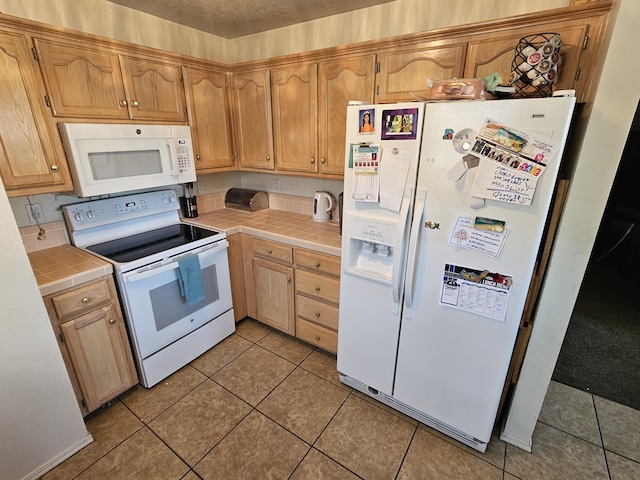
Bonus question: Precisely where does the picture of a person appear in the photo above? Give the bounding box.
[360,110,374,133]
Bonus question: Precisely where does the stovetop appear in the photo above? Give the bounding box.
[86,223,219,263]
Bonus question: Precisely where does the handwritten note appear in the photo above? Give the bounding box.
[470,160,538,206]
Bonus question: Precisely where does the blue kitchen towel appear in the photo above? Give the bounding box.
[177,254,206,305]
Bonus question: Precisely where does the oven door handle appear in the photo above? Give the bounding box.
[122,240,228,284]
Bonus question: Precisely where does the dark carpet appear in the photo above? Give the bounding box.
[552,240,640,411]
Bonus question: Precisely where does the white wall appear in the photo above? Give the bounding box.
[0,178,92,480]
[502,0,639,451]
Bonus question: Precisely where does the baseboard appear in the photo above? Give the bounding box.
[22,432,94,480]
[499,429,532,453]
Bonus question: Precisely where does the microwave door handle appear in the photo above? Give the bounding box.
[167,139,180,176]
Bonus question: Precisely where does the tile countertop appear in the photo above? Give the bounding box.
[28,245,113,297]
[184,208,342,257]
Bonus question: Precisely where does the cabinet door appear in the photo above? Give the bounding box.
[231,70,275,170]
[33,38,129,119]
[119,55,186,122]
[318,55,376,176]
[376,43,466,103]
[464,19,596,102]
[271,63,318,173]
[60,304,138,412]
[253,257,295,335]
[183,66,235,172]
[0,30,72,195]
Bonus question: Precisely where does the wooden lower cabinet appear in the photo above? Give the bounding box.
[253,257,296,334]
[294,249,341,354]
[45,276,137,416]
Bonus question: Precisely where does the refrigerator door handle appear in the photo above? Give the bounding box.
[404,188,427,318]
[391,186,413,313]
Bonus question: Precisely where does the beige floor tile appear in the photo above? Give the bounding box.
[258,330,315,364]
[606,451,640,480]
[190,333,252,376]
[76,427,189,480]
[41,401,142,480]
[595,395,640,462]
[194,410,309,479]
[181,472,202,480]
[213,345,296,405]
[421,424,506,470]
[290,448,360,480]
[149,379,252,466]
[398,428,503,480]
[258,367,349,443]
[235,318,272,342]
[505,422,609,480]
[315,395,415,480]
[299,348,348,390]
[539,381,601,446]
[119,365,207,422]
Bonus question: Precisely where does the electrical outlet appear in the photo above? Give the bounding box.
[26,203,43,224]
[274,178,281,192]
[196,181,205,195]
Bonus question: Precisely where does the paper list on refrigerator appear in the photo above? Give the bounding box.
[352,145,380,202]
[379,148,412,212]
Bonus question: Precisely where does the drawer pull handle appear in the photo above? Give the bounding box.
[315,286,321,291]
[315,312,321,317]
[315,262,320,267]
[109,318,116,325]
[81,297,91,304]
[267,249,273,254]
[315,335,321,341]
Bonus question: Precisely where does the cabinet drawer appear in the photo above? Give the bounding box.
[252,238,293,264]
[296,294,338,330]
[296,270,340,304]
[295,249,341,277]
[296,318,338,354]
[51,279,111,319]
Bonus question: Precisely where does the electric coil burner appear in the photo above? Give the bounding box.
[63,189,235,387]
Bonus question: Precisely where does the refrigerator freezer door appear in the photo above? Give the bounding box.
[393,97,576,442]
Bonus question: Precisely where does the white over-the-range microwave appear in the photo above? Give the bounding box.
[58,123,197,197]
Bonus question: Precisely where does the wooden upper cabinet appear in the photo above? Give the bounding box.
[119,55,186,122]
[464,17,603,102]
[271,63,318,174]
[0,29,72,195]
[231,70,275,170]
[34,38,186,121]
[183,66,235,172]
[318,55,376,176]
[376,43,466,102]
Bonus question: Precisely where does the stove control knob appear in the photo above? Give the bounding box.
[86,210,95,219]
[170,196,177,203]
[162,197,169,204]
[74,212,83,222]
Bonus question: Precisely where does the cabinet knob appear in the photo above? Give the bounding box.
[266,156,271,161]
[109,318,116,325]
[320,158,326,164]
[267,249,272,254]
[119,100,128,107]
[314,262,320,267]
[315,335,320,341]
[131,100,139,107]
[315,312,321,317]
[50,164,59,172]
[310,158,316,164]
[315,286,321,291]
[196,155,201,160]
[287,277,291,283]
[81,297,90,304]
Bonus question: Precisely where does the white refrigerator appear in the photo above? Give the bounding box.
[337,96,576,452]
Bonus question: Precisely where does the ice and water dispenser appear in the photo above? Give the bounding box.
[344,216,399,283]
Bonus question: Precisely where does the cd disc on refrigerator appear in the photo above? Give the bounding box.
[452,128,478,154]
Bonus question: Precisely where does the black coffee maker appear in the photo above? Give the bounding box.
[180,182,198,218]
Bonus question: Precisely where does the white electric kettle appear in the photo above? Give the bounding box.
[313,191,333,222]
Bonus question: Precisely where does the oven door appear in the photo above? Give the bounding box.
[119,240,232,359]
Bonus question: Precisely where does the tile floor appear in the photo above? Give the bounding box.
[42,319,640,480]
